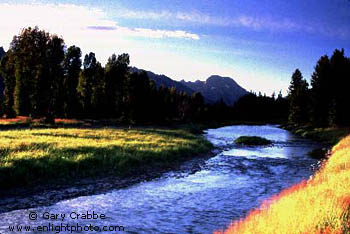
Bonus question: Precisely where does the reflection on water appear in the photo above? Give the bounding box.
[0,125,321,234]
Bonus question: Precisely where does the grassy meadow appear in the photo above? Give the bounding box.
[0,127,212,189]
[216,135,350,234]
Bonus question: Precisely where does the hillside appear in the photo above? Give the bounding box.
[131,67,248,106]
[181,75,248,106]
[130,67,195,95]
[217,135,350,234]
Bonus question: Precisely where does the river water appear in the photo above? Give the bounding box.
[0,125,321,233]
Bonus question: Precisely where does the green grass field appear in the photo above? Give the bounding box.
[0,127,212,189]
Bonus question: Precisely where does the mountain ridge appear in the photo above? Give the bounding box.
[181,75,248,105]
[130,67,195,95]
[131,67,247,106]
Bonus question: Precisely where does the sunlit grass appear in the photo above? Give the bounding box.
[216,135,350,234]
[292,125,349,145]
[0,128,212,188]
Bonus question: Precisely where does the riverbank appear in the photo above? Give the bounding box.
[281,124,349,145]
[217,134,350,234]
[0,126,213,191]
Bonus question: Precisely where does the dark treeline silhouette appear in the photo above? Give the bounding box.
[232,91,289,122]
[287,49,350,127]
[0,27,294,124]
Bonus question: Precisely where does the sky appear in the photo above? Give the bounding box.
[0,0,349,95]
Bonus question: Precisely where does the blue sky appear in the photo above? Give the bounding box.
[0,0,349,94]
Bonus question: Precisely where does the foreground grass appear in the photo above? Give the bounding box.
[0,128,212,189]
[216,135,350,234]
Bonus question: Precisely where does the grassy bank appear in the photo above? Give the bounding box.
[216,135,350,234]
[0,127,212,189]
[282,124,350,145]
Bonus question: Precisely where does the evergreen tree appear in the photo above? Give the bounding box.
[105,54,119,116]
[310,55,331,126]
[0,52,16,117]
[77,52,98,116]
[91,62,105,118]
[115,53,130,118]
[190,92,204,121]
[45,35,65,122]
[104,53,130,118]
[275,91,289,120]
[288,69,309,124]
[329,49,350,126]
[62,45,82,117]
[125,71,151,122]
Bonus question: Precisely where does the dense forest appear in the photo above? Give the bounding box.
[287,49,350,127]
[0,27,348,126]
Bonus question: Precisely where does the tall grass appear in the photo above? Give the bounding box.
[0,128,212,189]
[216,135,350,234]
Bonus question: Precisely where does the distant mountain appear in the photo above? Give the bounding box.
[130,67,195,95]
[131,67,247,106]
[0,47,5,97]
[181,75,248,106]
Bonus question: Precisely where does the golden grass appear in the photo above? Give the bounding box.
[0,127,212,188]
[216,135,350,234]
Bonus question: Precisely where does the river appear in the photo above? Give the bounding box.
[0,125,322,233]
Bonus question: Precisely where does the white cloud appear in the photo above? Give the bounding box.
[95,26,200,40]
[117,9,349,39]
[120,10,173,20]
[132,28,199,40]
[0,3,199,51]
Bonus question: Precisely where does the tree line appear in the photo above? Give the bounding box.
[0,27,212,124]
[287,49,350,127]
[3,26,345,126]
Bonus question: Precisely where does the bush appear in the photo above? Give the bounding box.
[234,136,272,146]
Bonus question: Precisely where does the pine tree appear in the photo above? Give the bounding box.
[104,54,119,116]
[90,62,105,118]
[329,49,349,126]
[45,35,65,122]
[310,55,331,126]
[0,52,16,117]
[288,69,310,124]
[62,46,82,117]
[77,52,97,116]
[125,71,152,122]
[191,92,204,121]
